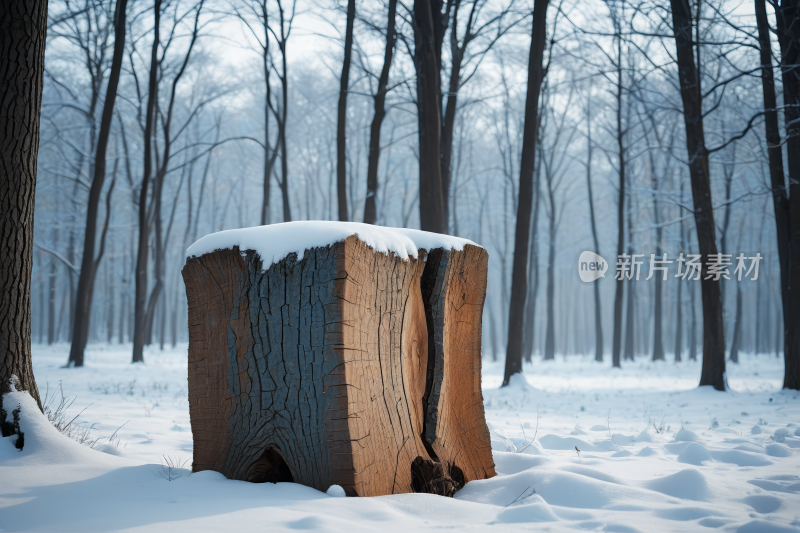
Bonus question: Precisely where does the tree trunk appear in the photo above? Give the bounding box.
[260,16,274,226]
[585,102,603,362]
[774,0,800,389]
[690,268,698,361]
[38,259,44,344]
[68,0,127,366]
[543,178,556,361]
[183,236,495,496]
[755,1,786,299]
[501,0,549,386]
[414,0,446,234]
[440,0,474,231]
[133,0,161,364]
[624,246,635,361]
[675,274,683,362]
[106,251,114,344]
[363,0,397,225]
[522,149,542,363]
[0,0,48,413]
[336,0,356,222]
[670,0,726,390]
[611,20,626,369]
[729,282,742,363]
[675,190,686,362]
[652,191,665,361]
[47,236,57,345]
[279,21,292,223]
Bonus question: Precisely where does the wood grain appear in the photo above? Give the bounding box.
[182,237,495,496]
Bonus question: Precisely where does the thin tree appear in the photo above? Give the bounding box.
[1,0,48,411]
[610,0,627,369]
[669,0,726,390]
[132,0,162,364]
[584,91,603,362]
[675,180,686,362]
[273,0,296,222]
[68,0,128,367]
[522,139,543,362]
[231,0,282,226]
[413,0,449,233]
[364,0,398,224]
[336,0,356,221]
[502,0,549,386]
[440,0,516,230]
[729,218,746,363]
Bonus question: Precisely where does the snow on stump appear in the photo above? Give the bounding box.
[182,222,496,497]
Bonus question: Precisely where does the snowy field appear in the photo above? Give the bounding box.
[1,343,799,532]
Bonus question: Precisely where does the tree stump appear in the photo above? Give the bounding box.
[182,233,495,496]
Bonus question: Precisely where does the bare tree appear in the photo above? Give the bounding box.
[440,0,516,230]
[336,0,356,221]
[413,0,450,233]
[669,0,726,390]
[231,0,282,226]
[1,0,48,412]
[364,0,398,225]
[68,0,128,367]
[273,0,296,222]
[132,0,162,363]
[502,0,549,386]
[609,0,628,369]
[583,91,603,362]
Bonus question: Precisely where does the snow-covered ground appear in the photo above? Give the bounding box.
[2,343,799,532]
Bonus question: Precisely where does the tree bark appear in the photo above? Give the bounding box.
[502,0,549,386]
[773,0,800,389]
[363,0,397,225]
[670,0,726,390]
[183,237,495,496]
[132,0,161,364]
[0,0,48,413]
[414,0,446,234]
[68,0,128,367]
[336,0,356,222]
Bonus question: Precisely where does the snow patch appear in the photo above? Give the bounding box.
[677,443,711,465]
[765,443,792,457]
[643,468,710,501]
[674,428,702,442]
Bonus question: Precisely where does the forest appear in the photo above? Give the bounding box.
[26,0,799,391]
[2,0,800,531]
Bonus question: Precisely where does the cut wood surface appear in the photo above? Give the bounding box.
[182,234,495,496]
